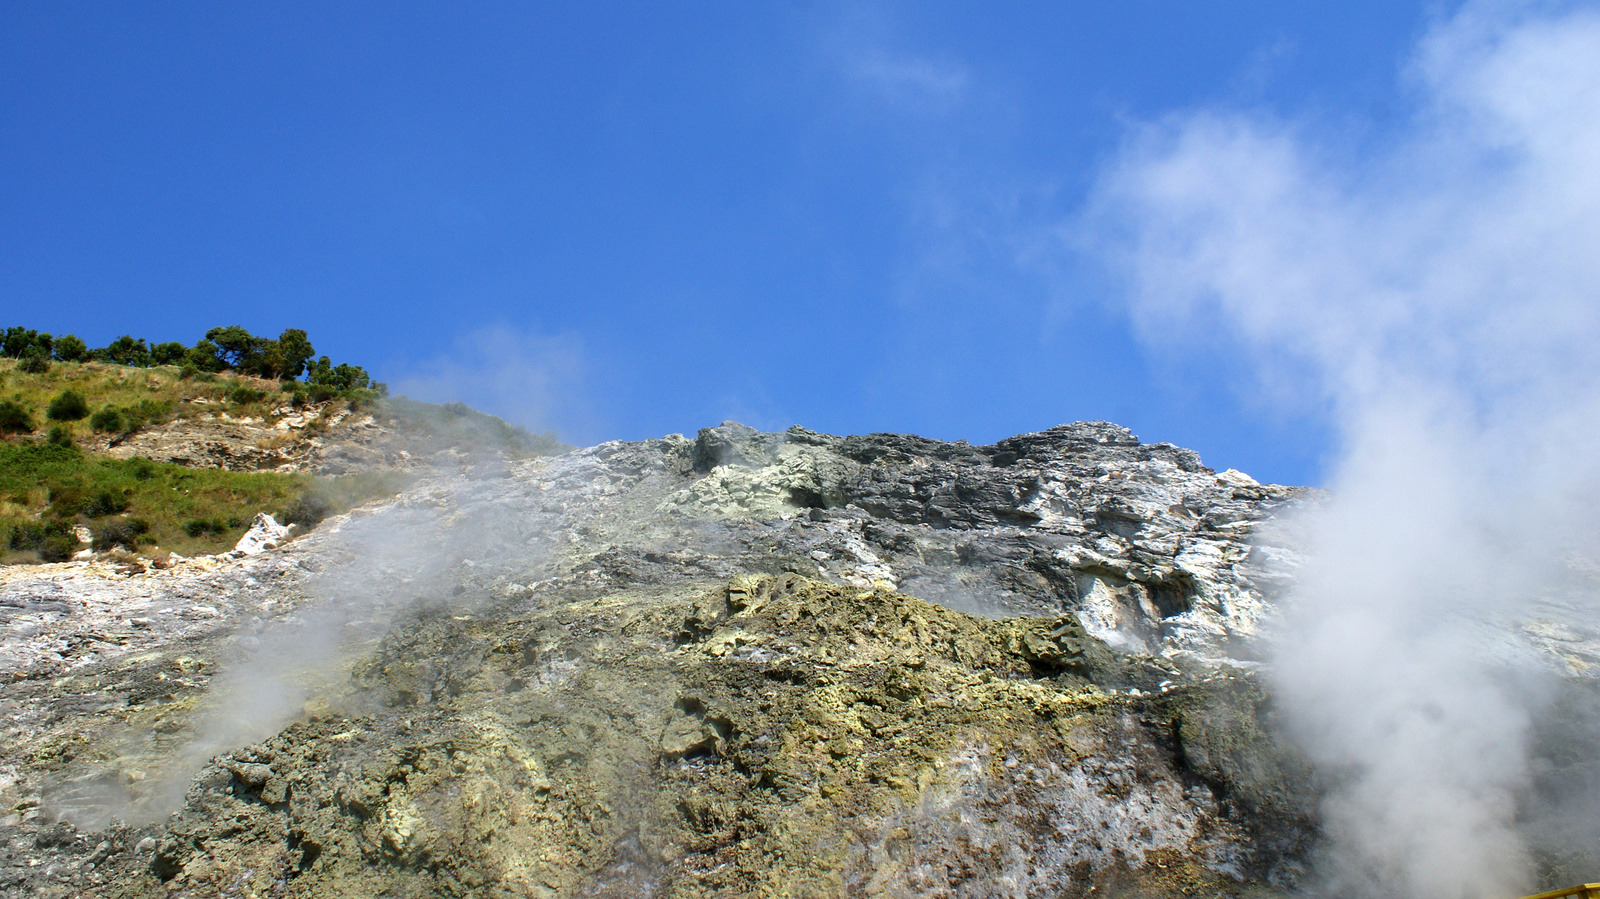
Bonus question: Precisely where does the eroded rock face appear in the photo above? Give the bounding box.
[0,421,1319,898]
[126,577,1312,899]
[95,399,548,475]
[659,421,1306,659]
[91,402,375,474]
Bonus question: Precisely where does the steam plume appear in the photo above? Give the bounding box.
[1085,2,1600,895]
[390,325,593,444]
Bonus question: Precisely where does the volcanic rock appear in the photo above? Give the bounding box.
[228,513,292,558]
[0,421,1325,898]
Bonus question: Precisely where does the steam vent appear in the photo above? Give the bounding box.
[0,421,1530,896]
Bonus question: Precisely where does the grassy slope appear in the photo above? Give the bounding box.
[0,443,310,560]
[0,358,283,426]
[0,358,561,563]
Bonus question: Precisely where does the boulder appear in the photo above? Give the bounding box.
[230,513,290,556]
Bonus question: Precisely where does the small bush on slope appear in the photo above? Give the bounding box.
[46,389,90,421]
[89,407,123,433]
[0,401,34,435]
[18,348,50,374]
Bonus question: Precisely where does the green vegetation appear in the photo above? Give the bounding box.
[7,519,77,562]
[18,349,50,374]
[45,389,90,421]
[53,334,88,362]
[89,407,124,433]
[0,351,563,459]
[0,400,32,435]
[2,323,383,398]
[1,327,54,360]
[227,385,268,405]
[0,442,298,560]
[0,323,567,563]
[182,516,238,538]
[0,360,228,440]
[2,323,570,451]
[0,442,413,563]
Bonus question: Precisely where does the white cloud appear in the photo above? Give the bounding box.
[820,6,970,114]
[1083,2,1600,895]
[850,46,968,110]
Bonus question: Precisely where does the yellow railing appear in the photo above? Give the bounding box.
[1520,885,1600,899]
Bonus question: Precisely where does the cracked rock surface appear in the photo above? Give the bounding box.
[0,421,1323,898]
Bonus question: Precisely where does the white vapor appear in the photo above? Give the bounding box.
[391,325,592,444]
[1084,2,1600,896]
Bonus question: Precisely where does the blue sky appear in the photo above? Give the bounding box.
[1,2,1449,484]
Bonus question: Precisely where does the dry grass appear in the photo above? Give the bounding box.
[0,358,291,431]
[252,432,296,451]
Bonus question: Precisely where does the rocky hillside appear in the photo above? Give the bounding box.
[0,358,563,476]
[0,420,1332,898]
[1,358,567,563]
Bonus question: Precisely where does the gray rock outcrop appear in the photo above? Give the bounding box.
[0,421,1320,898]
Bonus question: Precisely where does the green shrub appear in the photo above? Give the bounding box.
[150,341,188,365]
[40,533,75,561]
[53,334,89,362]
[46,389,90,421]
[46,486,84,516]
[18,348,51,374]
[85,488,130,517]
[128,399,172,431]
[345,386,386,409]
[279,493,332,528]
[93,517,149,551]
[46,425,73,447]
[228,386,267,405]
[306,356,377,392]
[89,400,171,436]
[0,400,34,435]
[7,520,77,562]
[90,407,124,433]
[96,335,151,367]
[8,520,54,550]
[184,517,229,538]
[2,327,52,359]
